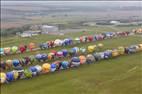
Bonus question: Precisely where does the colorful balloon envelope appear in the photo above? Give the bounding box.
[118,46,125,55]
[41,54,48,61]
[35,54,42,61]
[86,54,95,63]
[11,46,18,53]
[12,59,20,68]
[104,50,112,59]
[61,61,69,69]
[29,43,36,50]
[88,45,96,53]
[29,66,38,76]
[138,44,142,50]
[42,63,51,73]
[24,69,32,78]
[50,63,57,72]
[6,60,12,69]
[0,72,6,84]
[93,52,102,61]
[79,55,86,64]
[62,49,68,57]
[6,72,14,82]
[56,51,63,58]
[73,47,80,53]
[112,49,119,57]
[80,47,86,53]
[71,57,80,67]
[97,43,104,48]
[34,65,42,73]
[54,39,63,46]
[0,48,4,55]
[4,47,11,54]
[13,71,19,80]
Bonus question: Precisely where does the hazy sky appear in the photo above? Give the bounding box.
[1,1,142,7]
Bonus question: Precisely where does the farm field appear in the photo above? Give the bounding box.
[1,25,142,94]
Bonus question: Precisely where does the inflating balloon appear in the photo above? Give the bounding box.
[12,59,20,68]
[0,72,6,84]
[61,61,69,69]
[71,57,80,67]
[29,42,36,51]
[86,54,95,64]
[34,65,42,73]
[79,55,86,64]
[6,72,14,82]
[4,47,11,55]
[118,46,125,55]
[0,48,4,55]
[42,63,51,73]
[11,46,18,53]
[88,45,96,53]
[112,49,119,57]
[24,69,32,78]
[50,63,57,72]
[62,49,68,57]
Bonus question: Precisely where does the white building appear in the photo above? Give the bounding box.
[110,21,120,25]
[41,25,58,34]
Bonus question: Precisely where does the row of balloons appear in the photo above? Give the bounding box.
[0,43,104,71]
[0,43,142,84]
[0,31,130,56]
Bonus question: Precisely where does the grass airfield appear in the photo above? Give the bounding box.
[1,25,142,94]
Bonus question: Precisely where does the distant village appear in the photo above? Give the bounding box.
[17,20,142,38]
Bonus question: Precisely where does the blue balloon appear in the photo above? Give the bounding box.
[71,57,80,62]
[41,53,48,61]
[29,66,37,72]
[62,49,68,57]
[13,59,20,67]
[50,63,57,72]
[61,61,69,69]
[6,72,14,82]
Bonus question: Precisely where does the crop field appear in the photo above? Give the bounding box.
[1,26,142,94]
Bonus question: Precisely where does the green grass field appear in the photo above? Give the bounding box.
[1,25,142,94]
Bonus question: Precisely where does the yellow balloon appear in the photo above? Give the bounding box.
[138,44,142,51]
[0,72,6,84]
[112,49,119,57]
[98,43,103,48]
[13,71,19,80]
[88,45,96,53]
[42,63,51,73]
[118,46,125,55]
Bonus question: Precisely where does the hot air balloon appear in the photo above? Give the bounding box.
[34,65,42,74]
[97,43,104,49]
[118,46,125,55]
[41,53,48,62]
[29,42,36,51]
[12,59,20,68]
[80,47,86,53]
[62,49,68,57]
[70,57,80,67]
[50,63,57,72]
[6,72,14,82]
[35,54,42,62]
[93,52,102,61]
[0,48,4,55]
[0,72,6,84]
[11,46,18,54]
[74,37,80,44]
[61,61,69,69]
[19,44,27,53]
[24,69,32,78]
[86,54,95,64]
[42,63,51,73]
[56,51,63,58]
[112,49,119,57]
[88,45,96,53]
[54,39,63,47]
[29,66,38,76]
[88,35,93,42]
[5,60,12,69]
[53,61,62,70]
[79,55,86,64]
[0,61,6,70]
[104,50,112,59]
[4,47,11,55]
[138,44,142,51]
